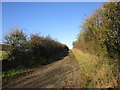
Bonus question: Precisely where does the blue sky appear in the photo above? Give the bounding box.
[2,2,104,49]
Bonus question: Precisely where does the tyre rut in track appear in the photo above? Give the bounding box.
[3,52,81,88]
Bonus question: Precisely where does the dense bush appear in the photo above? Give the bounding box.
[73,2,120,59]
[3,28,69,71]
[27,34,69,65]
[73,2,120,85]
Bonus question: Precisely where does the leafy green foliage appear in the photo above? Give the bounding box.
[73,2,120,87]
[73,2,120,59]
[2,69,29,80]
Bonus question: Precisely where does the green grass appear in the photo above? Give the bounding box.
[72,49,118,88]
[2,68,30,80]
[2,61,42,80]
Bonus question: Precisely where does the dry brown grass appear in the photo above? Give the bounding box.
[72,48,118,88]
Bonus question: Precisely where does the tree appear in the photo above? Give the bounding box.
[5,27,27,47]
[3,27,69,70]
[73,2,120,58]
[4,27,28,67]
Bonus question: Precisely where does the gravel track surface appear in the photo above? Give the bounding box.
[3,52,81,88]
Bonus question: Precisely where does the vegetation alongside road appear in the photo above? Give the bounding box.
[3,49,119,88]
[2,28,69,80]
[73,2,119,88]
[73,2,120,59]
[73,49,118,88]
[2,2,120,88]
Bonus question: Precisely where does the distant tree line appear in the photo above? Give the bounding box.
[73,2,120,59]
[3,27,69,71]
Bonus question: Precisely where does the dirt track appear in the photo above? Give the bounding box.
[3,52,81,88]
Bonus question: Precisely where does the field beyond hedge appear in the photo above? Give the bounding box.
[0,51,8,60]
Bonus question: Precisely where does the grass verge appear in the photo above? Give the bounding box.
[2,68,30,81]
[72,48,118,88]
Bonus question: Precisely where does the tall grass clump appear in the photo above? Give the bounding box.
[73,49,118,88]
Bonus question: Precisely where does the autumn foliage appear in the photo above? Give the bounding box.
[73,2,120,59]
[3,28,69,71]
